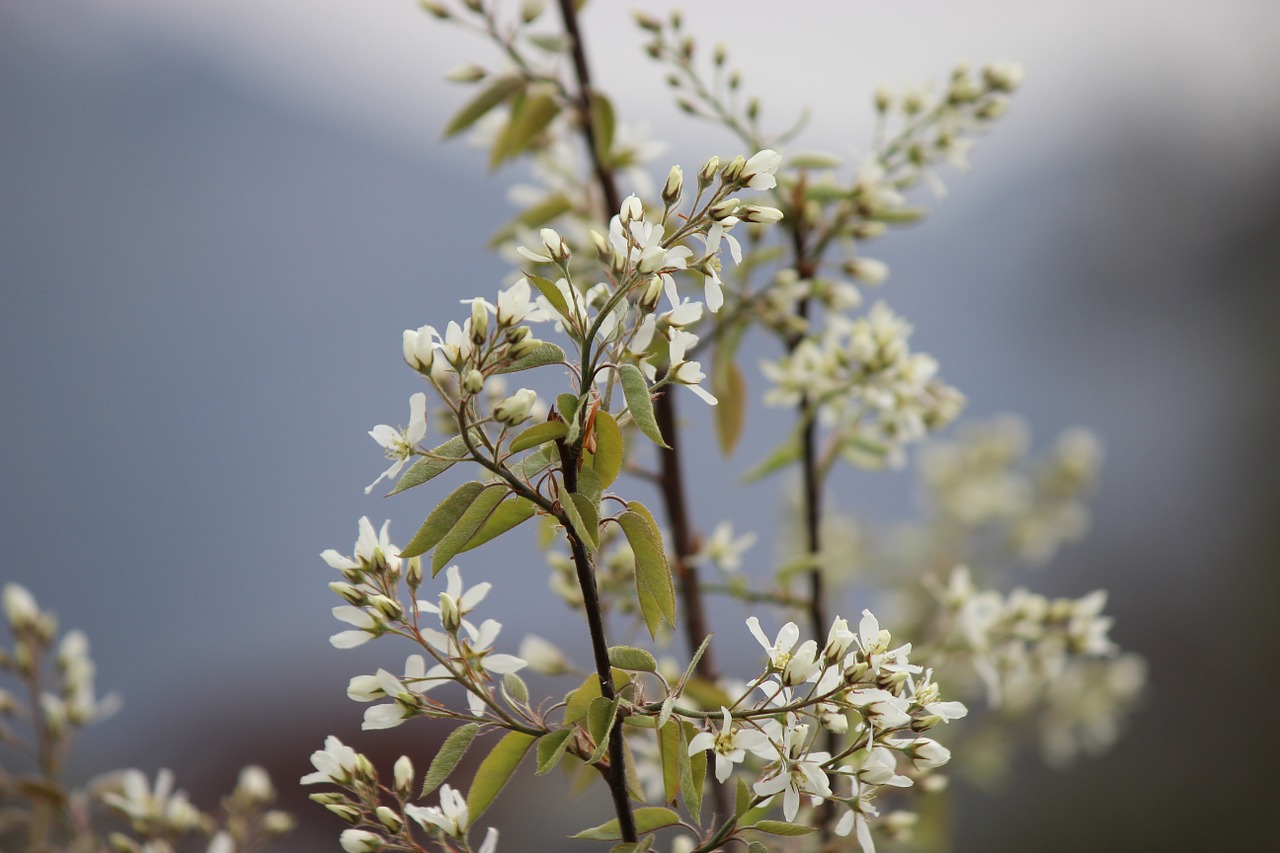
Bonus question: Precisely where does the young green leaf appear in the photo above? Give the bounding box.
[495,341,568,375]
[618,364,668,448]
[488,193,572,249]
[389,433,473,496]
[466,731,536,824]
[563,670,631,724]
[712,359,747,456]
[400,481,485,558]
[502,671,529,705]
[529,275,573,325]
[657,719,682,805]
[490,88,559,169]
[576,465,602,507]
[589,409,624,487]
[443,75,524,138]
[617,502,676,638]
[607,646,657,673]
[590,89,616,165]
[432,484,508,574]
[509,421,569,454]
[535,727,574,776]
[571,808,681,840]
[421,723,480,797]
[586,696,620,764]
[746,820,817,837]
[679,722,706,826]
[740,434,803,483]
[458,496,536,554]
[558,482,598,550]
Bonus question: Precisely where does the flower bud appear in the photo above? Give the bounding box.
[493,388,537,426]
[904,737,951,771]
[519,0,547,24]
[874,81,892,113]
[983,60,1023,92]
[976,95,1009,120]
[720,155,746,185]
[375,806,403,832]
[340,829,384,852]
[539,227,570,263]
[438,592,462,633]
[620,195,644,223]
[462,369,485,395]
[661,165,683,207]
[698,155,720,188]
[589,228,611,263]
[329,582,367,607]
[327,805,364,825]
[739,204,783,224]
[393,755,414,798]
[709,198,741,221]
[469,304,489,347]
[637,276,664,313]
[262,811,297,838]
[309,792,351,806]
[402,327,435,373]
[406,556,423,591]
[821,710,849,734]
[3,584,39,631]
[507,336,544,360]
[355,754,377,785]
[235,765,275,805]
[444,64,486,83]
[368,595,403,621]
[419,2,451,19]
[845,256,889,285]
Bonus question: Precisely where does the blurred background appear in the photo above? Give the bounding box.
[2,0,1279,850]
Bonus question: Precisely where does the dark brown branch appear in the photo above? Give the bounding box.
[557,0,620,217]
[558,437,638,843]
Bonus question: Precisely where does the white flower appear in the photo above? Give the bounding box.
[339,829,383,852]
[321,517,401,576]
[698,522,757,572]
[751,723,831,821]
[329,605,379,649]
[742,148,782,191]
[416,565,491,631]
[834,779,880,853]
[301,735,359,785]
[366,393,428,494]
[207,831,234,853]
[687,707,774,783]
[746,617,801,672]
[666,329,716,405]
[103,768,203,831]
[2,583,38,629]
[407,784,469,838]
[852,746,912,788]
[518,635,573,675]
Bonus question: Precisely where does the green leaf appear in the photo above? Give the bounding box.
[466,731,536,824]
[535,727,574,776]
[401,481,485,558]
[509,421,569,453]
[491,89,559,169]
[712,359,747,456]
[735,776,753,817]
[576,466,602,508]
[590,89,616,165]
[432,484,508,574]
[389,433,473,496]
[420,722,480,797]
[870,205,928,223]
[443,74,524,138]
[676,634,713,697]
[571,807,681,840]
[529,275,573,325]
[657,719,681,805]
[787,150,844,170]
[747,843,770,853]
[563,671,630,724]
[607,646,657,672]
[680,721,707,826]
[740,434,803,483]
[517,444,558,482]
[618,364,667,448]
[586,696,620,764]
[618,502,675,638]
[502,671,529,705]
[459,496,536,554]
[590,409,623,487]
[682,677,736,715]
[747,820,817,837]
[558,482,598,550]
[495,341,567,375]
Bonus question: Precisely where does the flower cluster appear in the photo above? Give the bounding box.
[302,736,500,853]
[762,301,964,468]
[679,612,966,852]
[935,565,1143,764]
[322,520,528,727]
[0,585,293,852]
